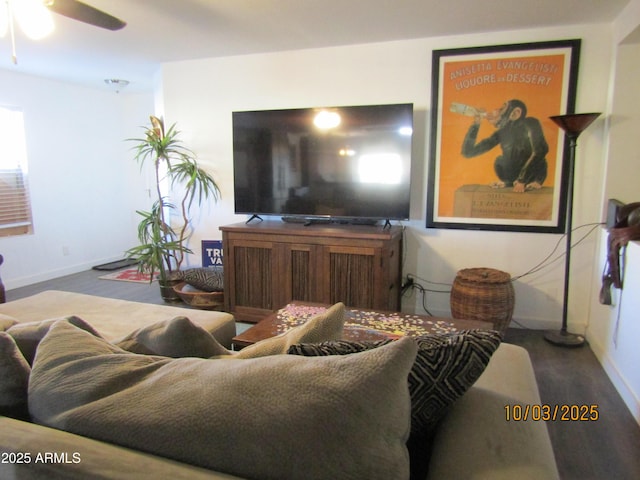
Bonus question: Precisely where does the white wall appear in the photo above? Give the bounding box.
[602,43,640,207]
[0,70,155,289]
[588,232,640,423]
[586,0,640,425]
[159,23,612,329]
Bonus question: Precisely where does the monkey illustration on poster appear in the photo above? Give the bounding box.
[459,99,549,193]
[427,40,581,233]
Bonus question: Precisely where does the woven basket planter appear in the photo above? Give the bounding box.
[450,267,515,335]
[173,282,225,310]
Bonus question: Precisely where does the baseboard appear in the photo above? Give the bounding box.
[508,317,571,331]
[406,304,576,332]
[4,256,124,290]
[588,335,640,426]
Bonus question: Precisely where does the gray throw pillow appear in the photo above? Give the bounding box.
[232,302,346,359]
[30,320,417,480]
[6,315,102,364]
[0,313,18,331]
[115,316,231,358]
[0,332,31,420]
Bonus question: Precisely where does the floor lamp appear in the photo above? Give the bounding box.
[544,112,601,347]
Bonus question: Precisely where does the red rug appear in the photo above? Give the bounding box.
[98,268,157,283]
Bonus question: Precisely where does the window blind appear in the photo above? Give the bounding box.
[0,106,33,237]
[0,167,32,236]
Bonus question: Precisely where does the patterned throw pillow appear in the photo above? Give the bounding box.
[288,329,502,476]
[181,267,224,292]
[289,330,501,434]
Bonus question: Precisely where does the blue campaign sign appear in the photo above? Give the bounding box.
[202,240,223,267]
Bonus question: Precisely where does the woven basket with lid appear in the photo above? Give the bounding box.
[450,267,515,335]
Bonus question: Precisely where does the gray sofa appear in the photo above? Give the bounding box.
[0,291,559,480]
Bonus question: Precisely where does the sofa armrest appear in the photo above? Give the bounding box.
[426,387,559,480]
[426,343,559,480]
[0,417,244,480]
[473,343,543,402]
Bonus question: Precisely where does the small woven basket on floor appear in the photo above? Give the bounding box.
[450,267,515,335]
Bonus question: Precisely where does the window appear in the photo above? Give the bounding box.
[358,153,403,184]
[0,106,33,236]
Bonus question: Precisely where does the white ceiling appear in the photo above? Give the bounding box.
[0,0,630,93]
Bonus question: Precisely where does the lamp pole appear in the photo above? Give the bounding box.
[544,113,601,347]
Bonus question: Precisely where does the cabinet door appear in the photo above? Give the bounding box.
[325,246,376,309]
[273,243,324,307]
[384,236,402,311]
[228,241,274,319]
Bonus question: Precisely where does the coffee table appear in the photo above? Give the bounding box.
[232,302,491,349]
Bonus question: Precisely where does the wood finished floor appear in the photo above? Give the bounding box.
[6,268,640,480]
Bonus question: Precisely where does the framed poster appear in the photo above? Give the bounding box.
[427,39,581,232]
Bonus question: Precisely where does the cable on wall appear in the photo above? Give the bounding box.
[402,222,604,317]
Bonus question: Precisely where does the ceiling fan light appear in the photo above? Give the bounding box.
[104,78,129,93]
[14,0,55,40]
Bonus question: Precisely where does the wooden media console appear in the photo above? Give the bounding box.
[220,221,403,323]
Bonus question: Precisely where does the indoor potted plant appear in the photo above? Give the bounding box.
[126,116,220,301]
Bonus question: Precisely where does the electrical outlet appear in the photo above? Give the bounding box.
[62,246,70,256]
[401,276,414,295]
[606,199,625,228]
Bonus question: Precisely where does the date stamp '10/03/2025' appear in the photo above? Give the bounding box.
[505,404,600,422]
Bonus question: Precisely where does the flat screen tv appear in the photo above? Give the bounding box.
[232,103,413,223]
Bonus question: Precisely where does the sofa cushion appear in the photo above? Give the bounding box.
[0,332,31,420]
[0,313,18,331]
[6,315,102,364]
[232,302,345,359]
[114,316,230,358]
[0,290,236,349]
[29,320,416,480]
[181,266,224,292]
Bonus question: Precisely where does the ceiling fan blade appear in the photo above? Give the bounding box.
[45,0,126,31]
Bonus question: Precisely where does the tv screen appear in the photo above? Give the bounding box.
[232,103,413,222]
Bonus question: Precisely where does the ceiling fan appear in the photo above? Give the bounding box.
[45,0,126,31]
[1,0,125,63]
